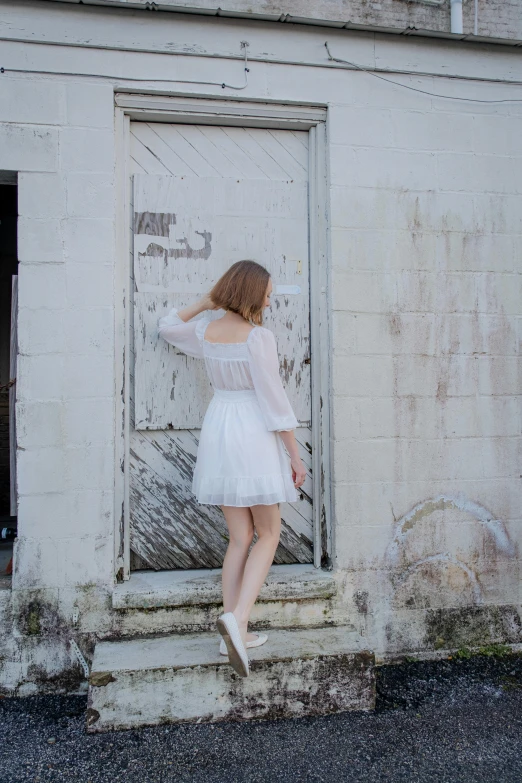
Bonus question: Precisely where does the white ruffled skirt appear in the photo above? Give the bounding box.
[192,388,298,507]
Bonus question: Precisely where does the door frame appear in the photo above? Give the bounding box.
[113,94,332,582]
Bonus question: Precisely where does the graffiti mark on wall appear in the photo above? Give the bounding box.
[381,493,517,618]
[134,211,175,237]
[134,211,212,262]
[387,493,515,563]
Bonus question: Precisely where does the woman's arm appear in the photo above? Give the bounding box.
[175,294,215,323]
[247,328,299,431]
[277,430,307,490]
[157,294,216,358]
[247,328,306,490]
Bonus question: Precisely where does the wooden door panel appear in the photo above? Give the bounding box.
[128,123,313,569]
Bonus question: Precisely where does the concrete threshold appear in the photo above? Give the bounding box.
[87,625,374,731]
[112,563,337,610]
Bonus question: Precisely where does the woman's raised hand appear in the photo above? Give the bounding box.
[200,292,219,311]
[290,455,307,489]
[176,293,217,323]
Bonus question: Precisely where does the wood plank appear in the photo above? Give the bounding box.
[131,124,195,176]
[246,128,308,181]
[130,431,230,569]
[130,155,148,174]
[130,427,313,569]
[291,129,311,149]
[152,124,222,178]
[130,128,174,176]
[222,127,294,180]
[197,125,269,180]
[272,516,313,564]
[178,125,245,179]
[279,499,313,542]
[270,129,309,171]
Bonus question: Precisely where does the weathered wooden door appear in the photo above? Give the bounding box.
[128,122,313,570]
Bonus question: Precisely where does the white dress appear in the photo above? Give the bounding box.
[157,308,299,507]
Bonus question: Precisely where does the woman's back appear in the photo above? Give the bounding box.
[204,315,254,345]
[158,307,298,432]
[201,322,259,393]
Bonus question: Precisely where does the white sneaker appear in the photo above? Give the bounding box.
[216,612,249,677]
[220,632,268,656]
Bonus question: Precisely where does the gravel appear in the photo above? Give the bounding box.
[1,653,522,782]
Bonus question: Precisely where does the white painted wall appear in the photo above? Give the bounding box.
[0,0,521,691]
[9,77,116,592]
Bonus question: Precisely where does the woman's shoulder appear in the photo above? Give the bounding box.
[247,325,275,341]
[246,325,277,353]
[194,311,214,341]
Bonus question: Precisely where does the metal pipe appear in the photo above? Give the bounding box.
[451,0,463,34]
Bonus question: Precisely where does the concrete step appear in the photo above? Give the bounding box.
[108,564,345,638]
[86,626,375,732]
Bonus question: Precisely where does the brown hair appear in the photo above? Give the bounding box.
[209,260,270,326]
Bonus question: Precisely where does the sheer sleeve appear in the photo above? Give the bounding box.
[247,327,299,432]
[157,307,211,359]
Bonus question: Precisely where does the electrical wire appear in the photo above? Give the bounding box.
[1,36,520,103]
[0,41,250,90]
[325,41,522,103]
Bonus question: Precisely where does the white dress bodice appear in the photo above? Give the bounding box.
[157,308,298,432]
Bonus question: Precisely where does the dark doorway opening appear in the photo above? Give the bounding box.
[0,177,18,586]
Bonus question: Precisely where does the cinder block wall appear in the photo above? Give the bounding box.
[0,75,118,693]
[11,79,116,592]
[326,86,522,654]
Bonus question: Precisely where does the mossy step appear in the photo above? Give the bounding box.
[86,625,374,731]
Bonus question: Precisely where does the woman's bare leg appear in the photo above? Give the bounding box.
[220,505,259,643]
[232,503,281,643]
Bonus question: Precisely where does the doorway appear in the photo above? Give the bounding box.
[127,122,313,570]
[0,177,18,587]
[114,97,332,580]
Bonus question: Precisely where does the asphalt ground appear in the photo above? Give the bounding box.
[1,652,522,783]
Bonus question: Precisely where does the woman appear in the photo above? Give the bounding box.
[157,260,306,678]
